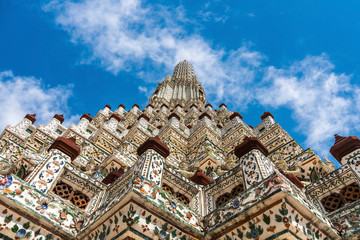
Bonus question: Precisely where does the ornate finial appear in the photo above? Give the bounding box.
[229,112,243,120]
[165,75,171,81]
[53,114,65,124]
[25,114,37,124]
[80,113,92,122]
[189,169,213,185]
[261,112,274,120]
[334,134,346,144]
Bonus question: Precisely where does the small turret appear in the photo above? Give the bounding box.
[76,114,92,133]
[330,134,360,165]
[137,114,150,128]
[24,114,36,124]
[106,113,121,131]
[235,137,274,188]
[260,111,275,129]
[12,114,36,138]
[168,113,180,128]
[103,104,112,115]
[189,169,212,185]
[131,104,140,113]
[115,104,126,116]
[161,104,169,113]
[205,103,213,111]
[219,103,227,111]
[145,104,154,115]
[53,114,64,124]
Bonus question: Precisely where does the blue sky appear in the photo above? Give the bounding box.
[1,0,360,167]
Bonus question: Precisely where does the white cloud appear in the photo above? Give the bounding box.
[196,2,230,23]
[197,9,229,23]
[138,86,148,94]
[44,0,264,106]
[44,0,360,161]
[257,54,360,156]
[138,86,153,98]
[0,70,76,129]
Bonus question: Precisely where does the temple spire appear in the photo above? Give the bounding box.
[149,60,206,107]
[171,60,197,83]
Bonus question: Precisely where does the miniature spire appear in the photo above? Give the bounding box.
[25,114,36,124]
[53,114,64,124]
[80,113,92,122]
[189,169,213,185]
[261,111,274,120]
[323,156,332,164]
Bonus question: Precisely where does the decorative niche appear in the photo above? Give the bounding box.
[321,182,360,213]
[53,181,90,209]
[161,183,190,206]
[50,167,102,210]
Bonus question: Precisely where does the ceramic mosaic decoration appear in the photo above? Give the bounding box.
[0,60,359,240]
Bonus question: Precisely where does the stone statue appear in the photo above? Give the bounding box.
[0,156,15,176]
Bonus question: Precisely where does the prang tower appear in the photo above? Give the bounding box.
[0,60,359,240]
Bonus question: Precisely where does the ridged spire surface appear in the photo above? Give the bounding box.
[149,60,206,106]
[171,60,196,82]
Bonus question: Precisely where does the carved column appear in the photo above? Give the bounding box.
[137,136,169,186]
[168,113,180,128]
[27,136,80,193]
[235,137,274,189]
